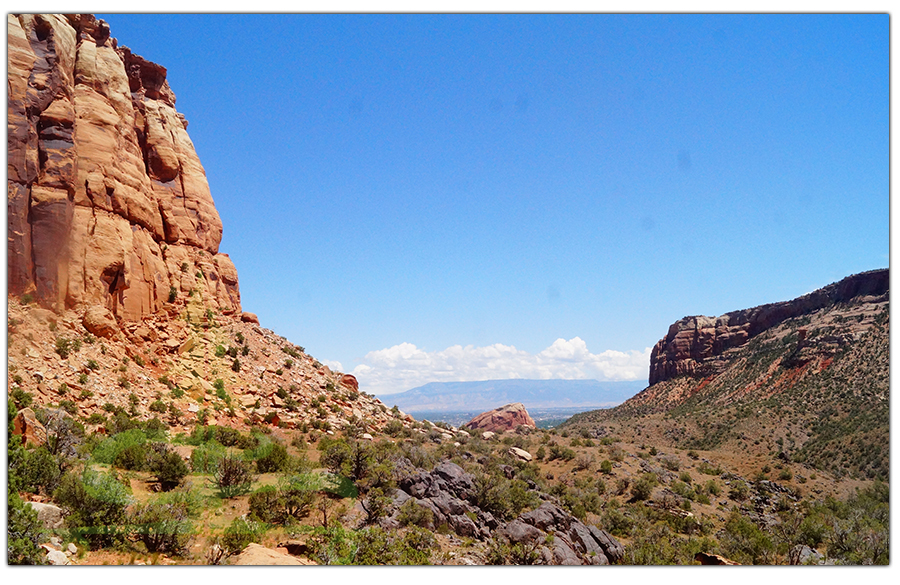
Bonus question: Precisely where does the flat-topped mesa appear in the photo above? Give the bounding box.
[7,13,239,322]
[648,269,889,385]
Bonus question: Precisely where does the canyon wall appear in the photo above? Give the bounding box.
[648,269,889,385]
[7,14,240,322]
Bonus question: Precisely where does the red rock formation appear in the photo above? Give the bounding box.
[340,374,359,392]
[465,402,536,433]
[7,14,240,323]
[649,269,888,385]
[13,408,47,447]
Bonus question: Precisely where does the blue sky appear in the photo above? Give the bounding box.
[96,12,889,395]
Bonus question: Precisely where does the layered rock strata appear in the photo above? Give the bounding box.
[648,269,888,385]
[7,14,239,322]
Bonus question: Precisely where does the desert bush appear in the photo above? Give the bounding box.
[248,485,281,523]
[11,387,33,410]
[213,452,254,498]
[93,429,148,465]
[728,480,750,501]
[221,517,265,555]
[114,443,149,471]
[11,446,65,496]
[254,442,291,473]
[630,474,657,502]
[720,511,775,564]
[608,445,626,462]
[54,468,133,548]
[7,487,47,564]
[128,491,196,554]
[190,442,225,474]
[573,452,595,472]
[397,498,434,528]
[152,450,190,491]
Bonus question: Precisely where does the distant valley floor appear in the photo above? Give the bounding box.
[407,405,615,429]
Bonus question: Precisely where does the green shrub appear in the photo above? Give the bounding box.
[397,498,434,528]
[128,493,195,554]
[153,451,190,491]
[114,443,149,471]
[54,337,73,359]
[254,442,291,473]
[190,442,225,474]
[221,517,265,555]
[213,452,254,498]
[728,480,750,501]
[720,511,775,564]
[86,412,106,425]
[11,387,33,410]
[630,474,657,502]
[149,399,168,413]
[92,429,148,465]
[231,359,241,372]
[7,487,47,564]
[12,446,64,495]
[53,468,133,548]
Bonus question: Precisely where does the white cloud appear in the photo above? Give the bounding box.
[351,337,651,396]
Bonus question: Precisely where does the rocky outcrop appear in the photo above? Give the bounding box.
[231,543,315,565]
[13,407,47,447]
[465,402,536,433]
[7,14,240,323]
[497,502,624,565]
[386,461,622,565]
[649,269,888,385]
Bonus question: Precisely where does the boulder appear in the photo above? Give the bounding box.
[466,403,536,433]
[509,447,533,462]
[694,552,740,565]
[340,374,359,391]
[13,408,47,447]
[26,502,65,530]
[241,312,259,324]
[45,549,71,565]
[231,543,313,565]
[789,544,825,565]
[82,306,119,339]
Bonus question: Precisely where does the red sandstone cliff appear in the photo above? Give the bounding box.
[7,14,240,322]
[648,269,888,385]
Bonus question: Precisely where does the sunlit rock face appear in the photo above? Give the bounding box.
[648,269,889,385]
[8,13,240,321]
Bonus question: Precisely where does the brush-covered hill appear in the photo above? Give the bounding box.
[562,269,889,482]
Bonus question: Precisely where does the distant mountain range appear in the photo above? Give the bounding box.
[376,379,647,413]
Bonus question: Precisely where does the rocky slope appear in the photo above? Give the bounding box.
[6,13,409,438]
[8,14,238,322]
[564,269,890,481]
[648,269,888,385]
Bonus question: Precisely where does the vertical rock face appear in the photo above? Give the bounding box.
[648,269,889,385]
[7,13,240,321]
